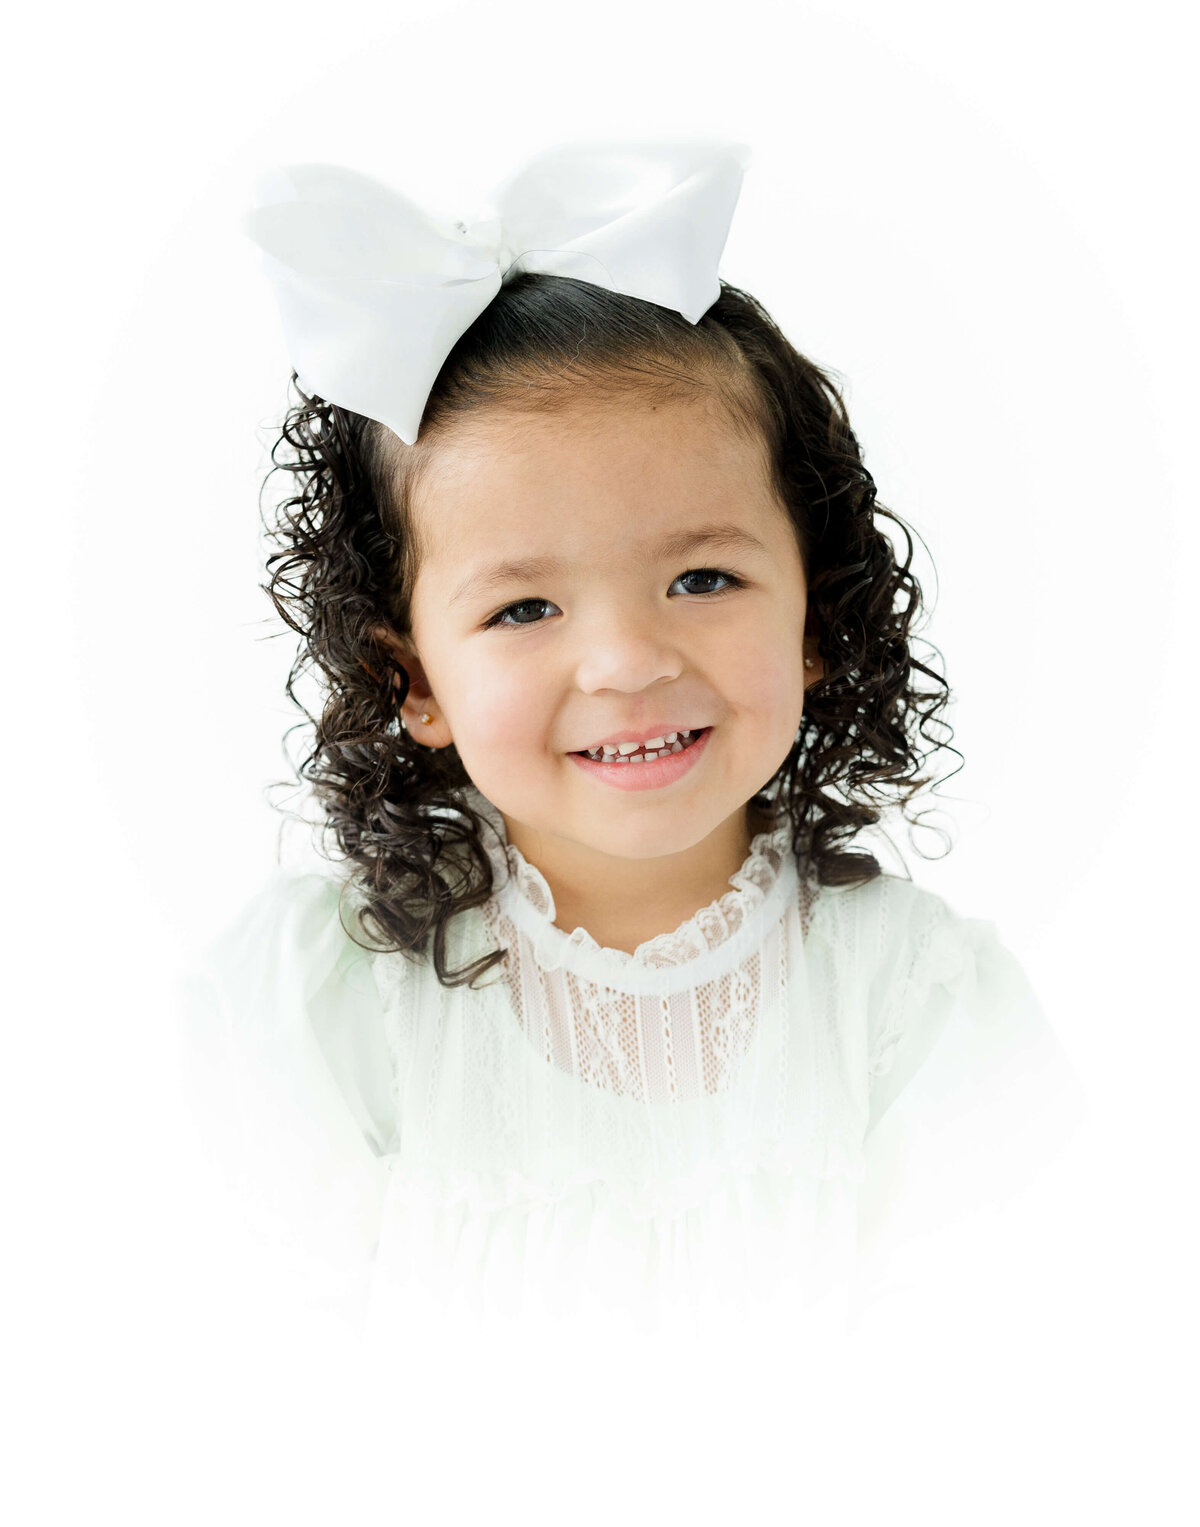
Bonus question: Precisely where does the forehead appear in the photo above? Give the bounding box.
[411,393,779,568]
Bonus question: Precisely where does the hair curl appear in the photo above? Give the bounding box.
[259,275,961,989]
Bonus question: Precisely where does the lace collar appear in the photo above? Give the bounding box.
[458,784,804,988]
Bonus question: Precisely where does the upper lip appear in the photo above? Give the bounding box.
[573,724,708,752]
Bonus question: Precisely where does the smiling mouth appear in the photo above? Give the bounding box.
[572,728,709,764]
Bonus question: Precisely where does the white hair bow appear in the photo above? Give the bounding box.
[241,137,751,444]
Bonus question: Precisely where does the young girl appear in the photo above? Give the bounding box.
[177,138,1086,1348]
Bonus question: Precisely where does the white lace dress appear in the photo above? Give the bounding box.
[176,785,1086,1348]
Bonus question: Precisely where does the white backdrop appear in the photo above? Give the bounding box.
[7,0,1195,1520]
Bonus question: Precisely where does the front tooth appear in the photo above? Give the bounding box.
[598,733,679,758]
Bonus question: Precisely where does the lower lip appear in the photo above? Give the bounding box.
[568,727,712,792]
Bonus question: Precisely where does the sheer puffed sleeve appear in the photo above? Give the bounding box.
[852,880,1090,1329]
[173,869,397,1323]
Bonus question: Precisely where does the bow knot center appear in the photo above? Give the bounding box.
[455,215,521,279]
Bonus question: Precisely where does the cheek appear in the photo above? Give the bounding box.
[721,622,804,718]
[450,658,529,746]
[714,613,787,693]
[450,659,558,808]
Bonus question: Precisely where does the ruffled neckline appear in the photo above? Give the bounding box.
[459,784,803,983]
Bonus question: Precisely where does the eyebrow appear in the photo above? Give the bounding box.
[449,524,771,608]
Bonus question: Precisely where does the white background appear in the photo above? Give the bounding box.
[6,0,1195,1520]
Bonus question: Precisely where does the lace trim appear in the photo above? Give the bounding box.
[496,823,793,972]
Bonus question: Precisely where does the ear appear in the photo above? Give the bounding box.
[802,622,825,685]
[368,623,451,747]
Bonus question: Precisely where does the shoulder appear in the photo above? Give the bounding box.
[178,866,381,1021]
[808,868,1024,1084]
[825,869,1005,1008]
[809,868,985,980]
[817,873,1081,1142]
[199,865,351,955]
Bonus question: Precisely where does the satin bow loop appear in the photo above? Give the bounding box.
[242,138,751,444]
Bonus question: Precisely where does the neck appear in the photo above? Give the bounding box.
[503,802,778,956]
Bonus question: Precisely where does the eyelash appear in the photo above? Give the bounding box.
[481,568,748,631]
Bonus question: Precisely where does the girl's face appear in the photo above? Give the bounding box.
[381,389,821,888]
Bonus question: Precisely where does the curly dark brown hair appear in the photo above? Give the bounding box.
[259,274,961,990]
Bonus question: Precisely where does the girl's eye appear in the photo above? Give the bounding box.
[481,567,747,631]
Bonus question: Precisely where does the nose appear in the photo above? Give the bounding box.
[571,606,685,694]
